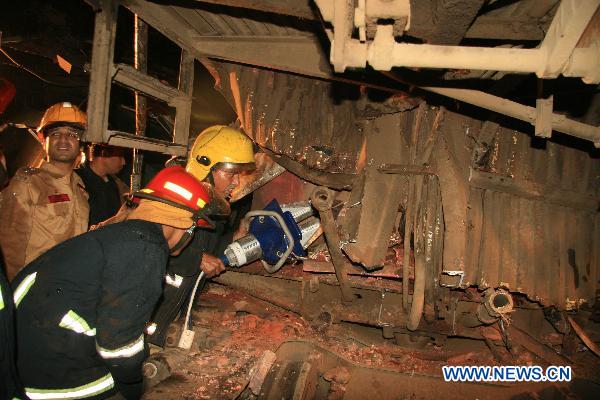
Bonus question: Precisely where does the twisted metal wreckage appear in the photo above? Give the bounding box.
[81,0,599,397]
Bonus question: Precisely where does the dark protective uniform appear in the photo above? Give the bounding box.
[1,258,25,400]
[12,220,169,400]
[147,219,230,346]
[76,165,123,227]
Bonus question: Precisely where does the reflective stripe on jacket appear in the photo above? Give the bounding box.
[25,373,114,399]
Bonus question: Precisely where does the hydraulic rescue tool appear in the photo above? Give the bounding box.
[221,200,321,273]
[174,200,321,351]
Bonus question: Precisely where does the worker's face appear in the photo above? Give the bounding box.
[101,155,126,175]
[46,126,82,164]
[212,168,240,202]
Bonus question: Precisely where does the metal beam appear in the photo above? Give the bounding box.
[113,63,187,106]
[85,0,118,144]
[107,131,187,156]
[173,50,194,146]
[469,170,599,211]
[122,0,333,79]
[189,35,332,79]
[120,0,600,148]
[191,0,317,20]
[465,17,546,40]
[132,14,148,192]
[420,85,600,146]
[540,0,600,77]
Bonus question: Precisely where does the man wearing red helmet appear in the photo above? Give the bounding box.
[11,167,223,400]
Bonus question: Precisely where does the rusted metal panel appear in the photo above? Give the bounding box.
[470,189,597,309]
[201,54,598,311]
[465,121,599,309]
[202,59,365,175]
[341,113,410,269]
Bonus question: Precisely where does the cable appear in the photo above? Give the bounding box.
[0,47,86,88]
[183,271,205,332]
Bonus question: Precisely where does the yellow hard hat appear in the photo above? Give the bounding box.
[37,102,87,135]
[186,125,255,181]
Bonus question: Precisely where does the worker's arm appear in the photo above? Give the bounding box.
[95,237,166,399]
[0,173,34,281]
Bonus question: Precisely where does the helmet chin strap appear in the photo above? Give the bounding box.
[169,225,195,254]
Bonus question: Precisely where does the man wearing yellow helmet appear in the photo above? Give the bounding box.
[0,102,89,281]
[147,125,256,347]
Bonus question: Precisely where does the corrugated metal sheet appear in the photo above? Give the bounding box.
[202,60,365,175]
[465,123,599,309]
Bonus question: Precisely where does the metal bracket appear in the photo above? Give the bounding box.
[439,270,465,288]
[534,95,553,138]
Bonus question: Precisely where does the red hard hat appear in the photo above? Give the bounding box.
[133,166,230,227]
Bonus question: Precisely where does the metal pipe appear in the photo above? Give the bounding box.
[422,86,600,145]
[369,30,543,73]
[311,187,355,304]
[297,217,322,249]
[143,348,188,389]
[408,176,437,331]
[407,251,425,331]
[131,15,147,192]
[280,202,313,222]
[460,289,514,327]
[402,179,413,310]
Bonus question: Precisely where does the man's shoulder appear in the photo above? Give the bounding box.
[93,220,167,259]
[96,219,163,240]
[74,165,93,181]
[13,166,41,181]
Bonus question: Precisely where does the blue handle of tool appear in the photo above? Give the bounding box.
[219,254,229,266]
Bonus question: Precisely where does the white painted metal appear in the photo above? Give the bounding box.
[320,0,600,83]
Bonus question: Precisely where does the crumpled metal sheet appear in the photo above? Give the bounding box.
[201,59,365,175]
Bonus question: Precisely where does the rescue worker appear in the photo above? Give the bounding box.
[1,146,25,400]
[12,166,227,400]
[0,102,89,281]
[76,143,128,226]
[147,125,256,346]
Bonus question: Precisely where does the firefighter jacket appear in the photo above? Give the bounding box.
[76,164,126,227]
[147,219,230,346]
[12,219,169,400]
[1,255,25,400]
[0,161,89,281]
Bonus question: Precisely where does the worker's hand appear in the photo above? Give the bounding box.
[200,253,226,278]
